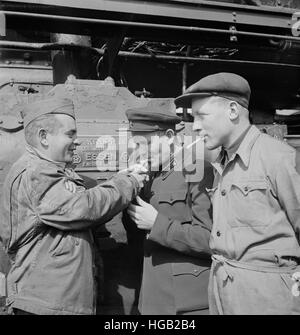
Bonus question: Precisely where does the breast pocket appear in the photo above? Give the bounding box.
[158,190,191,221]
[172,262,210,313]
[50,232,78,257]
[229,179,270,227]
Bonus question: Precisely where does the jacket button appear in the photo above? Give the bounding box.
[216,231,221,237]
[221,189,226,196]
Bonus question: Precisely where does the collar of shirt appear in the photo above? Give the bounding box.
[26,144,66,170]
[212,125,261,174]
[26,145,84,185]
[226,124,252,161]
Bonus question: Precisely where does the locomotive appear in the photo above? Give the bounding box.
[0,0,299,314]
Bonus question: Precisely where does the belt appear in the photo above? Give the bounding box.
[211,254,300,314]
[212,254,299,282]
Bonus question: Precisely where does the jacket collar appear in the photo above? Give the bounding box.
[212,125,261,172]
[234,125,261,167]
[26,145,66,170]
[26,145,84,183]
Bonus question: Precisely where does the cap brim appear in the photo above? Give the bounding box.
[115,128,157,132]
[174,93,212,108]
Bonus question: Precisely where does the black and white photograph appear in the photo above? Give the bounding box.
[0,0,299,321]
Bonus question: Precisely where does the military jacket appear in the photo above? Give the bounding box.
[139,162,213,314]
[0,147,140,315]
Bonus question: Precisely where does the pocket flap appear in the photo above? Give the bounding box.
[231,180,268,196]
[158,190,187,204]
[172,262,209,277]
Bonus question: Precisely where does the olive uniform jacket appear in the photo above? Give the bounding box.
[138,162,213,315]
[0,146,140,315]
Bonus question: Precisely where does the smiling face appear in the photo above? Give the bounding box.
[192,96,235,150]
[44,114,79,163]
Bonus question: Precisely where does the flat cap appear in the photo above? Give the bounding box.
[22,97,75,128]
[175,72,251,109]
[125,104,181,132]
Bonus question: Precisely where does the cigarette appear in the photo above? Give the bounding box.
[186,137,204,149]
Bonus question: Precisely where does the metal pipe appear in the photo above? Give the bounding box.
[2,10,300,42]
[182,46,191,121]
[0,41,90,50]
[96,49,300,69]
[1,41,300,69]
[269,39,300,53]
[50,33,92,84]
[0,80,52,91]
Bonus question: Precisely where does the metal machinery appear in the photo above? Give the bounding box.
[0,0,299,314]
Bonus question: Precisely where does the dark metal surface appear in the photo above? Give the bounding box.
[1,9,300,42]
[1,41,300,68]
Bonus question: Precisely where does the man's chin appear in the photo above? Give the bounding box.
[204,141,217,151]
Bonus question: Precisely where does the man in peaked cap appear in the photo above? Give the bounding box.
[175,72,300,315]
[125,104,214,315]
[0,96,147,315]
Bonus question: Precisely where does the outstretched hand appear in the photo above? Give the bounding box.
[119,160,149,175]
[65,179,77,193]
[127,196,158,231]
[119,162,149,188]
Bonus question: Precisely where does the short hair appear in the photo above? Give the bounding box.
[24,114,63,147]
[213,96,249,118]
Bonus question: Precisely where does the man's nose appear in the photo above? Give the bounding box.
[73,138,81,146]
[192,120,202,133]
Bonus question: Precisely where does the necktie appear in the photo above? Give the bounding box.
[220,148,228,167]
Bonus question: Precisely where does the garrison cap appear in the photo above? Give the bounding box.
[125,104,181,132]
[22,97,75,128]
[175,72,251,109]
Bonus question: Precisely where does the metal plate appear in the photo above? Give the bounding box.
[73,135,129,172]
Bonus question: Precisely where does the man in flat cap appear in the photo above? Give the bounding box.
[175,72,300,314]
[125,104,214,314]
[0,97,147,315]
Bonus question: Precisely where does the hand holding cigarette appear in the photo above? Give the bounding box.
[119,159,149,175]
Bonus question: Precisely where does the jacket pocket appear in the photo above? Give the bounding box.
[172,262,210,313]
[231,180,267,196]
[50,232,77,257]
[229,179,269,227]
[158,189,191,221]
[158,190,187,205]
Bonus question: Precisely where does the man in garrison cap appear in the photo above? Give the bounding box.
[175,72,300,315]
[125,103,214,315]
[0,97,147,315]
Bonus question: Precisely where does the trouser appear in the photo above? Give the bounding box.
[179,308,209,315]
[13,308,36,315]
[209,254,300,315]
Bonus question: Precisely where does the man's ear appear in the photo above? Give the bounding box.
[38,128,48,146]
[165,129,175,145]
[228,101,239,121]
